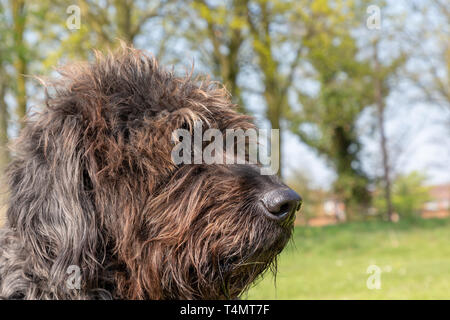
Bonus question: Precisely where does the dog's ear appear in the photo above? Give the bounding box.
[6,114,105,297]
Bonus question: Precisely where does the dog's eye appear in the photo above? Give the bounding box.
[180,121,191,132]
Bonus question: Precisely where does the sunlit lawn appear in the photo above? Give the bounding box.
[245,218,450,299]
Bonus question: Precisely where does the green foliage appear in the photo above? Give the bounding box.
[289,1,375,212]
[0,1,12,169]
[187,0,248,109]
[374,171,431,220]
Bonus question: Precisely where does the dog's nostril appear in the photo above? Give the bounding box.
[261,188,301,222]
[278,203,290,214]
[266,198,297,217]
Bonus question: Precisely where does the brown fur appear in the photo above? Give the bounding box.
[0,45,295,299]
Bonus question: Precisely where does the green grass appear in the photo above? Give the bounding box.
[245,218,450,299]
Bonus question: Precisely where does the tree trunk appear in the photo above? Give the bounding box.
[115,0,133,43]
[0,77,10,227]
[374,44,394,221]
[0,80,9,172]
[12,0,27,127]
[266,92,283,178]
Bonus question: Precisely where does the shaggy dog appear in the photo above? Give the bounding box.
[0,46,301,299]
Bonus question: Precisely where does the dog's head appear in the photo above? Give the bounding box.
[7,46,301,299]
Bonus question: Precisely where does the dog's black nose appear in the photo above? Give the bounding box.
[260,188,302,222]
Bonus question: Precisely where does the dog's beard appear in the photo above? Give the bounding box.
[214,221,294,299]
[136,182,297,300]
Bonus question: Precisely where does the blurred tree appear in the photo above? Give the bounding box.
[1,0,40,170]
[244,0,306,178]
[187,0,248,110]
[373,171,430,220]
[185,0,398,189]
[408,0,450,111]
[185,0,322,178]
[11,0,28,127]
[35,0,178,67]
[0,1,11,171]
[367,37,406,221]
[288,1,375,217]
